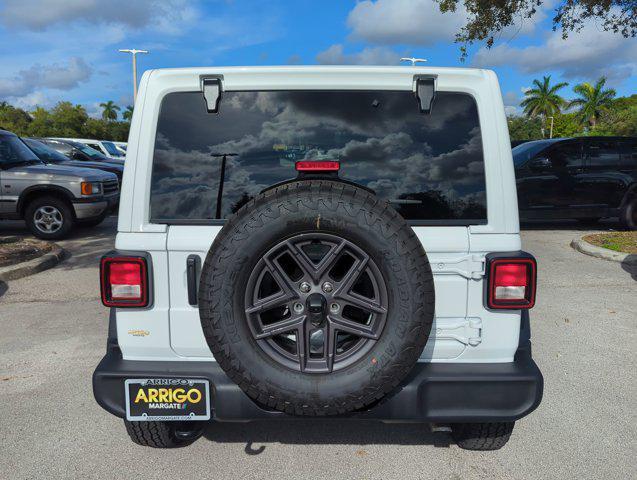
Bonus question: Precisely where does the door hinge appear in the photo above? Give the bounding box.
[201,76,223,113]
[434,317,482,347]
[431,254,485,280]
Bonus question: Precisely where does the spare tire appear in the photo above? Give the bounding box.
[199,180,435,415]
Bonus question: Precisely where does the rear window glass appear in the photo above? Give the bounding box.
[150,90,486,224]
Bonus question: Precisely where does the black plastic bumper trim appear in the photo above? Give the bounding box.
[93,310,543,423]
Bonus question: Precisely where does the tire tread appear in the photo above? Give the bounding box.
[199,180,435,416]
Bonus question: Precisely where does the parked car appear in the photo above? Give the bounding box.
[23,137,123,184]
[50,137,125,159]
[37,138,124,166]
[94,66,542,451]
[513,136,637,229]
[113,141,127,155]
[0,129,119,239]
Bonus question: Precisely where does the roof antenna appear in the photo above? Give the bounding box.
[400,57,427,66]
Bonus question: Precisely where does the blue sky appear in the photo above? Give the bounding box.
[0,0,635,118]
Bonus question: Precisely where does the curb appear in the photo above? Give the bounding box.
[0,245,66,282]
[571,237,637,264]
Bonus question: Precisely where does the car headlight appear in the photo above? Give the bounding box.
[81,182,102,195]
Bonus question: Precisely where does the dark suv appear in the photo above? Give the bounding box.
[513,137,637,229]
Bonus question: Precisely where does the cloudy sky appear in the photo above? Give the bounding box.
[0,0,635,118]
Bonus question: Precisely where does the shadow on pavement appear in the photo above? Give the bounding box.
[0,281,7,298]
[621,254,637,281]
[0,217,116,270]
[202,419,450,455]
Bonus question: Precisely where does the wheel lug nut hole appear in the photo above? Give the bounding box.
[330,303,340,313]
[322,282,333,293]
[299,282,311,293]
[293,302,304,313]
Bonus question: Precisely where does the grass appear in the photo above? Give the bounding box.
[583,232,637,254]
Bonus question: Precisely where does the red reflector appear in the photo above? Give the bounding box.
[487,257,536,310]
[100,256,148,307]
[295,161,340,171]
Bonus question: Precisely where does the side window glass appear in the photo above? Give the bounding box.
[588,140,619,167]
[547,143,582,168]
[0,139,18,164]
[618,141,637,167]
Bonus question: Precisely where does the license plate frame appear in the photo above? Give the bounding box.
[124,378,211,421]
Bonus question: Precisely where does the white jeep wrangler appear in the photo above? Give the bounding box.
[93,66,542,451]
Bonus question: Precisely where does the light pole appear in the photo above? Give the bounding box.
[548,116,555,139]
[118,49,148,102]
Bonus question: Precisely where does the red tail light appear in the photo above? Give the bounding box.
[100,256,148,307]
[295,160,340,171]
[487,257,536,309]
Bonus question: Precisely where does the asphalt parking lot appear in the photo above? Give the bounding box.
[0,218,635,480]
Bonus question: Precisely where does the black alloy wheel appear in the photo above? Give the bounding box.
[244,233,388,374]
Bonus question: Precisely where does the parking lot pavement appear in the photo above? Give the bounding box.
[0,220,635,480]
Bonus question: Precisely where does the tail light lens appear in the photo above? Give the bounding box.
[100,256,148,307]
[487,257,536,309]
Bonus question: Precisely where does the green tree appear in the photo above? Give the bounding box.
[51,102,89,137]
[520,76,569,136]
[100,101,120,122]
[551,112,583,138]
[569,77,617,128]
[507,115,543,141]
[122,105,134,121]
[437,1,636,59]
[595,95,637,136]
[0,102,31,135]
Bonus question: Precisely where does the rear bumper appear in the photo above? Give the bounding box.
[93,313,543,423]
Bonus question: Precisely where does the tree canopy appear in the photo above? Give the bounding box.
[437,1,637,59]
[100,100,121,122]
[520,76,569,118]
[569,77,617,126]
[0,101,130,141]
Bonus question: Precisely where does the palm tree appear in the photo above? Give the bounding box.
[520,75,569,119]
[569,77,616,128]
[100,101,120,122]
[122,105,134,121]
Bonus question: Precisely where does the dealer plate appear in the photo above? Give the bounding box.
[125,378,211,421]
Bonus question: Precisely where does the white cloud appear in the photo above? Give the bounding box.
[502,91,522,115]
[0,0,196,33]
[10,91,51,110]
[316,44,402,65]
[472,19,637,81]
[347,0,465,46]
[0,57,92,98]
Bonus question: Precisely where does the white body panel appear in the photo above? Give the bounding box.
[114,66,521,363]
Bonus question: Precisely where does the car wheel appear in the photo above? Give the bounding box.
[25,196,75,240]
[451,422,515,450]
[198,179,435,416]
[124,420,205,448]
[619,197,637,230]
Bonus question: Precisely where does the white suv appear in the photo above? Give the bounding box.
[93,66,542,450]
